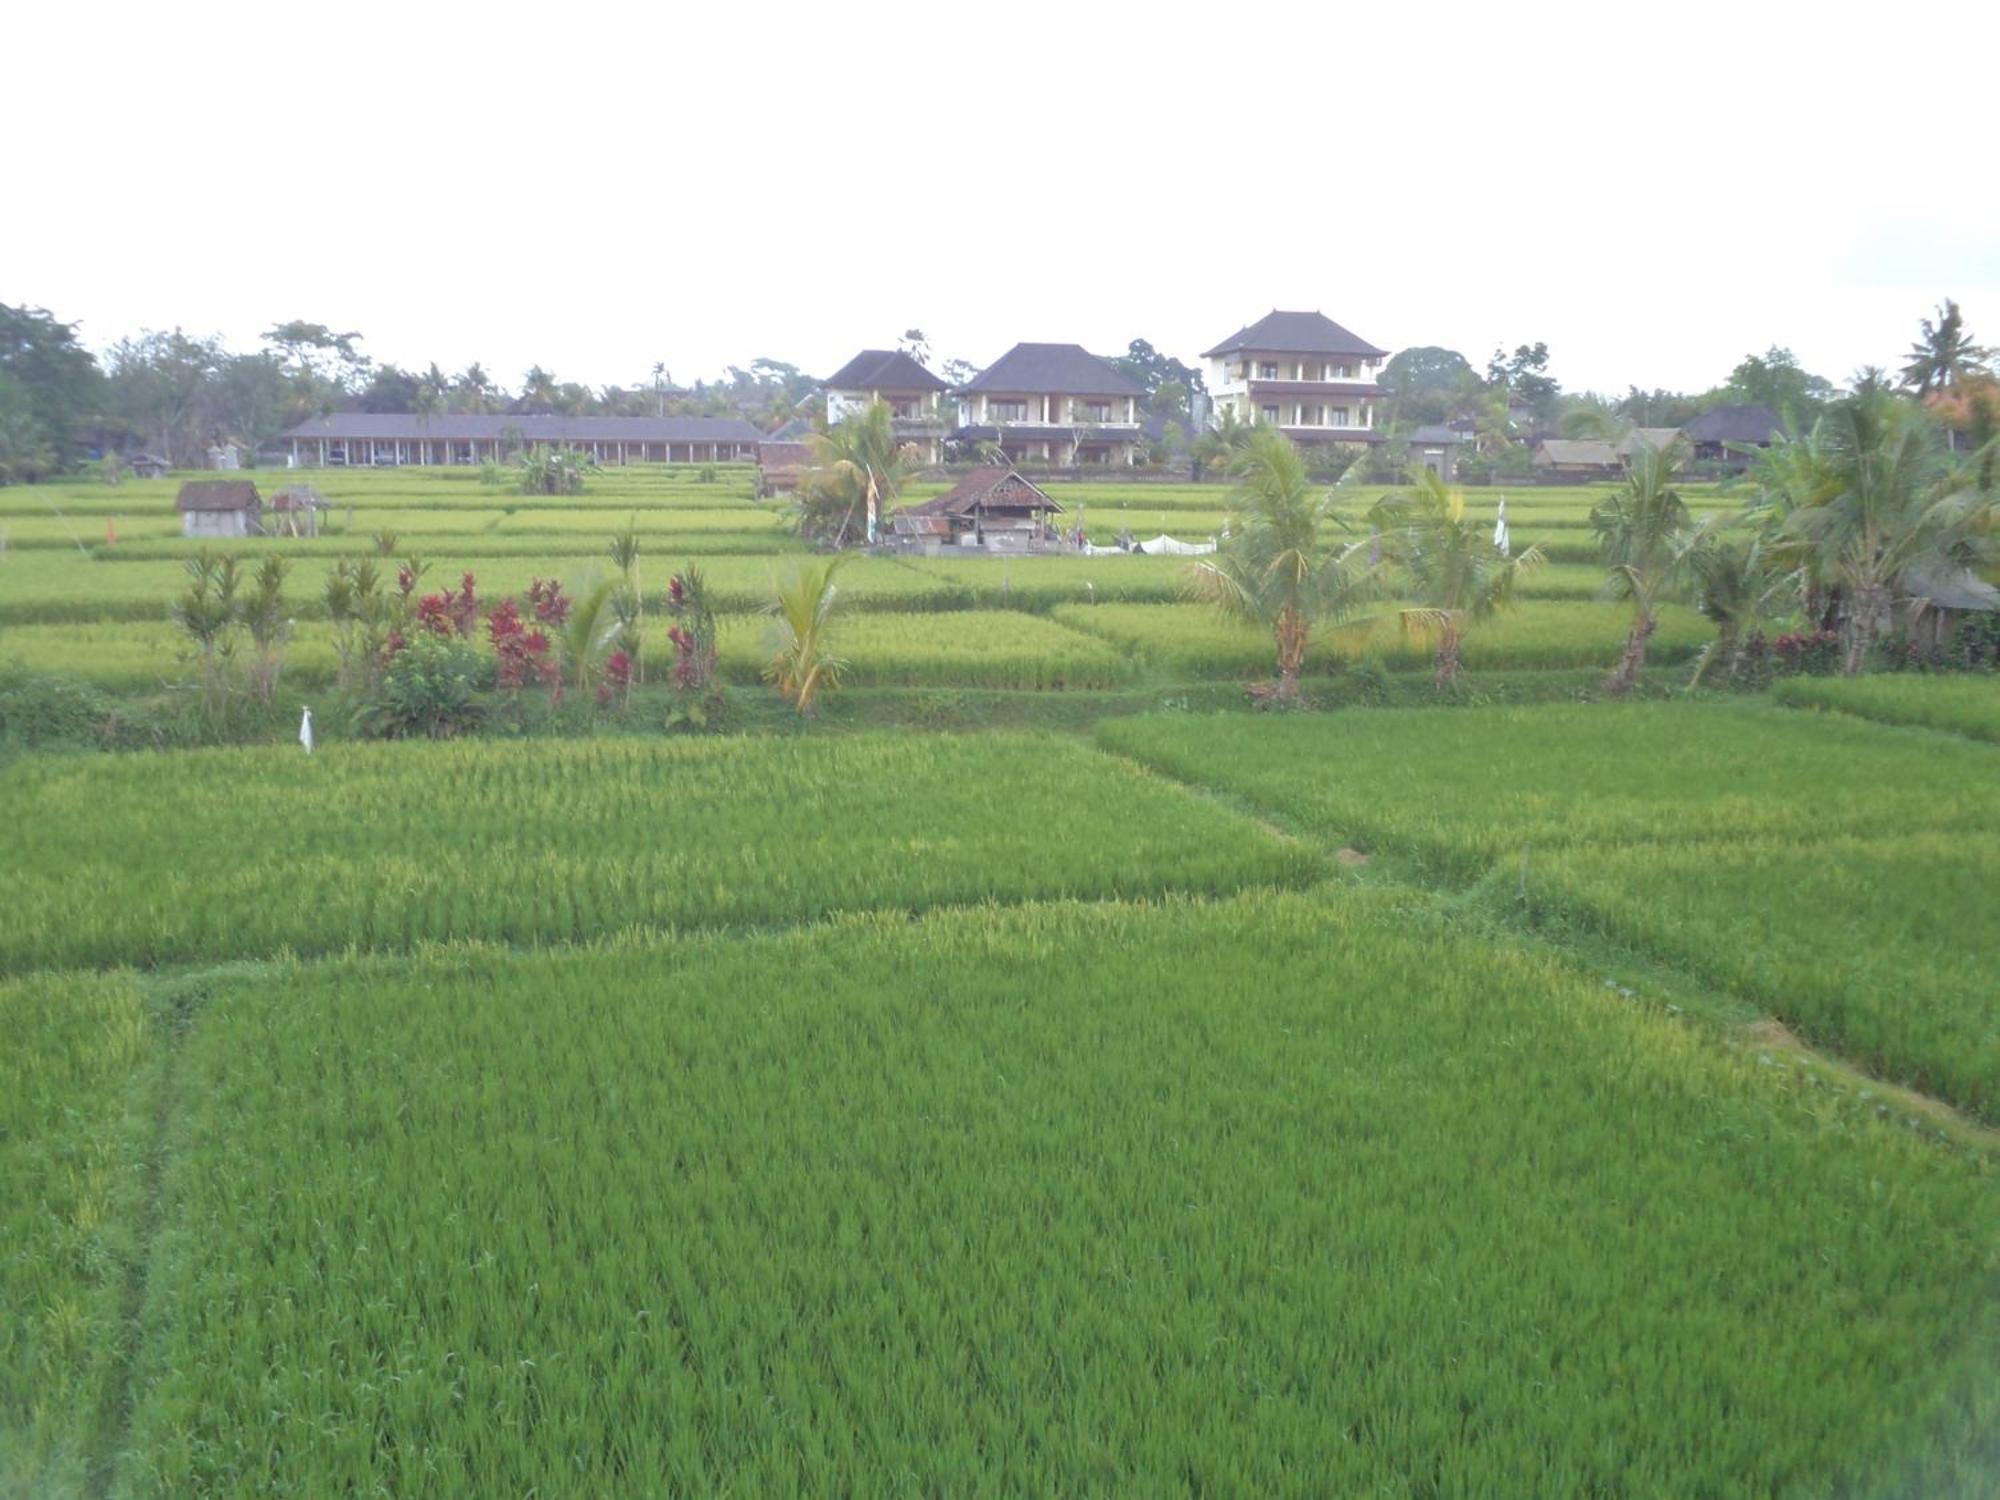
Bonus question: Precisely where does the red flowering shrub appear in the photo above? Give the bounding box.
[1774,630,1840,676]
[529,577,571,628]
[598,650,633,706]
[489,597,561,697]
[415,572,480,639]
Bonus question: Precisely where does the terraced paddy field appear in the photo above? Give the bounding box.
[5,697,1996,1496]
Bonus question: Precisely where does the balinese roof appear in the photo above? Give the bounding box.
[1406,424,1466,445]
[1906,564,2000,612]
[756,441,812,467]
[904,467,1064,517]
[1533,440,1620,468]
[766,417,815,442]
[175,479,261,512]
[822,349,949,393]
[1615,427,1684,456]
[279,413,765,443]
[958,344,1143,397]
[1682,404,1784,445]
[1201,310,1388,360]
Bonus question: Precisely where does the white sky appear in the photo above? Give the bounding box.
[8,0,1997,397]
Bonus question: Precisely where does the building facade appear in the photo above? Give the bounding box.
[279,414,766,467]
[953,343,1145,466]
[1203,310,1387,446]
[822,350,952,464]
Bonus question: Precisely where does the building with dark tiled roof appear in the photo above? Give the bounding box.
[952,343,1145,467]
[821,350,951,463]
[1203,310,1388,447]
[279,414,765,467]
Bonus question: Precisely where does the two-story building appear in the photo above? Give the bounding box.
[1203,310,1387,448]
[821,349,953,464]
[953,343,1145,466]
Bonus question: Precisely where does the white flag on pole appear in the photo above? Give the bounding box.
[1493,498,1510,557]
[299,706,314,754]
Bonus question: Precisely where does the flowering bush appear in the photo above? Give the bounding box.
[489,598,560,698]
[415,573,480,639]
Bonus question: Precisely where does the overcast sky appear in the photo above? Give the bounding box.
[9,0,1997,397]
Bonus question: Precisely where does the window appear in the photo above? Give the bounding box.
[1083,402,1110,423]
[990,400,1027,422]
[1258,362,1278,379]
[1260,405,1280,424]
[1299,404,1323,426]
[1331,408,1350,427]
[1333,364,1352,380]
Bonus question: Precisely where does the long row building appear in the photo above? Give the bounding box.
[277,309,1389,470]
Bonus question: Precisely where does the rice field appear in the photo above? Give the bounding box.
[1055,600,1713,676]
[1097,701,2000,878]
[4,647,1996,1493]
[1523,832,2000,1118]
[1774,672,2000,742]
[0,734,1314,972]
[6,895,1990,1495]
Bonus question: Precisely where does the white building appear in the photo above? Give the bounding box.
[953,343,1145,467]
[1203,310,1388,448]
[821,350,952,464]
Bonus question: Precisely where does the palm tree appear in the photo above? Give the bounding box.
[1682,524,1782,686]
[1187,427,1378,701]
[1592,435,1696,694]
[796,400,921,547]
[1901,299,1994,397]
[1369,468,1543,688]
[765,556,846,715]
[455,363,496,414]
[562,577,618,698]
[1777,377,1991,673]
[1191,406,1254,477]
[518,365,559,414]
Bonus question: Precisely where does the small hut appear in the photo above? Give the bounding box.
[893,467,1062,552]
[176,479,263,539]
[1531,439,1619,483]
[1614,428,1683,462]
[1906,565,2000,653]
[129,453,171,480]
[755,441,812,499]
[269,483,330,537]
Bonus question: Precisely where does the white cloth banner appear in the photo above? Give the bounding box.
[299,706,314,754]
[1136,535,1217,556]
[1493,499,1510,558]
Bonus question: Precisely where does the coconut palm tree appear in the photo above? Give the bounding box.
[1369,468,1543,688]
[765,556,847,715]
[1778,377,1992,673]
[1191,405,1254,477]
[795,400,920,547]
[1682,524,1783,686]
[1901,299,1993,398]
[1187,427,1379,701]
[1592,435,1697,694]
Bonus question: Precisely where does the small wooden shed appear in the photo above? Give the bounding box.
[177,479,263,539]
[129,453,171,480]
[894,467,1063,551]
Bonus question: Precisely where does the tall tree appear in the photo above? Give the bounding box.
[0,303,104,473]
[1901,299,1993,397]
[1187,428,1378,701]
[1378,346,1475,427]
[1719,347,1835,427]
[1486,342,1559,421]
[1112,338,1207,403]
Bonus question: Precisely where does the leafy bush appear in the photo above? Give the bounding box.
[354,630,486,739]
[0,672,116,746]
